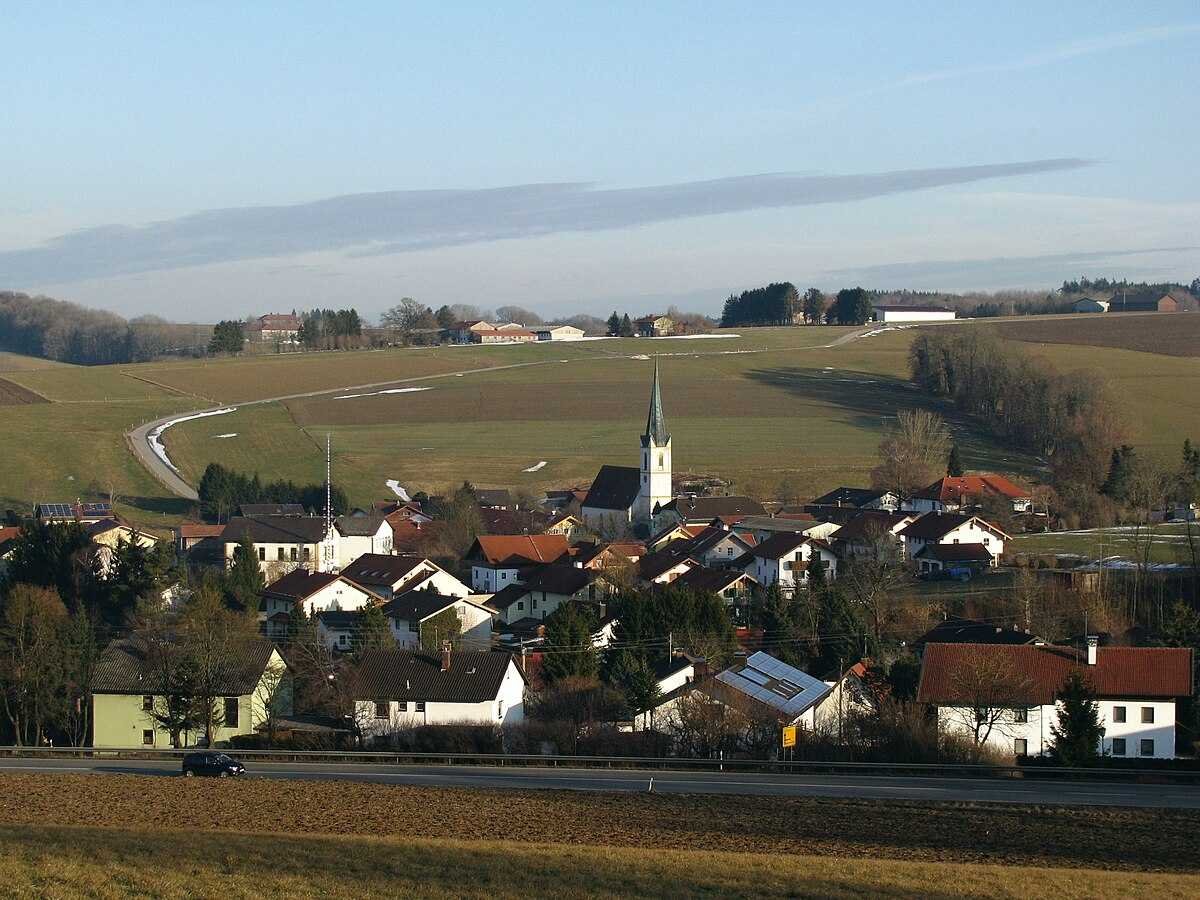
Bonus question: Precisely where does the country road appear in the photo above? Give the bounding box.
[125,328,880,500]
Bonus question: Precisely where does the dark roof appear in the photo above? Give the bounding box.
[665,496,767,521]
[641,358,670,447]
[675,566,750,594]
[381,589,461,623]
[335,513,388,536]
[744,532,809,560]
[915,617,1038,649]
[340,553,429,587]
[475,489,513,508]
[93,639,278,695]
[637,548,697,581]
[651,655,695,681]
[897,512,976,541]
[223,515,329,545]
[677,525,750,557]
[483,583,530,613]
[833,511,914,542]
[352,649,520,703]
[732,516,810,534]
[914,542,996,563]
[523,564,600,596]
[239,503,306,517]
[582,465,641,511]
[263,569,340,601]
[316,610,362,630]
[807,487,890,508]
[917,643,1194,705]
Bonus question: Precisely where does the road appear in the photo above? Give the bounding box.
[3,756,1197,808]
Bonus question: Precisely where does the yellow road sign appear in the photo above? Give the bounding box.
[781,725,797,748]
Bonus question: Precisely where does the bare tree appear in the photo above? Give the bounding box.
[871,409,950,499]
[0,585,69,746]
[179,586,256,745]
[841,523,912,642]
[946,653,1034,746]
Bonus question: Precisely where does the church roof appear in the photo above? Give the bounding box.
[642,358,670,447]
[582,465,641,512]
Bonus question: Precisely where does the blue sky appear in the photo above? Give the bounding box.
[2,2,1198,319]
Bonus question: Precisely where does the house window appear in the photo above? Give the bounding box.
[258,547,266,561]
[142,729,154,746]
[223,697,239,729]
[983,537,990,545]
[1013,739,1027,756]
[1140,739,1154,757]
[1013,708,1028,724]
[498,700,505,719]
[374,701,389,719]
[517,601,524,611]
[291,547,298,561]
[1141,707,1154,724]
[141,695,154,711]
[1113,705,1126,723]
[398,701,408,713]
[1112,738,1126,756]
[303,547,311,561]
[278,547,286,561]
[415,701,426,713]
[657,453,664,468]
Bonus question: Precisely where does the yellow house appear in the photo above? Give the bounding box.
[85,520,165,576]
[91,640,291,749]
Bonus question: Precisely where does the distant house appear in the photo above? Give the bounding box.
[636,547,700,586]
[35,501,113,525]
[674,566,757,607]
[452,320,497,343]
[222,515,336,575]
[382,590,496,650]
[483,565,610,624]
[913,616,1039,654]
[897,512,1007,569]
[92,639,290,749]
[1111,293,1181,313]
[729,515,839,545]
[248,313,301,342]
[334,512,393,567]
[655,495,767,528]
[1072,297,1109,313]
[830,511,915,560]
[665,524,756,568]
[872,305,956,323]
[260,569,377,629]
[535,325,586,341]
[85,520,162,576]
[340,552,471,599]
[478,327,537,344]
[545,513,586,541]
[635,315,673,337]
[917,640,1193,759]
[736,533,838,596]
[354,648,526,735]
[475,489,514,511]
[464,534,571,592]
[0,525,22,577]
[580,464,642,532]
[177,522,226,553]
[907,475,1032,515]
[804,487,900,521]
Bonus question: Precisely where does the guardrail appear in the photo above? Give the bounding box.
[2,746,1198,783]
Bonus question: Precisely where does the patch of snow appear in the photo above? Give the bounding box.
[334,386,432,400]
[385,480,411,502]
[213,433,238,439]
[148,407,236,474]
[523,461,547,472]
[645,333,740,340]
[631,354,651,360]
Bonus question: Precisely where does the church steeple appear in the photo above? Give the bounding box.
[641,357,670,448]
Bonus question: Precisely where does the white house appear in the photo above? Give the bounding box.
[635,548,699,586]
[671,525,757,568]
[382,589,496,651]
[261,570,379,639]
[897,512,1007,567]
[483,565,610,625]
[534,325,586,341]
[341,552,471,599]
[465,534,570,593]
[222,515,338,576]
[906,475,1032,515]
[917,640,1194,759]
[737,533,838,596]
[354,648,526,738]
[872,305,956,323]
[334,513,393,568]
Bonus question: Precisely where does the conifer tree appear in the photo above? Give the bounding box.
[947,444,964,477]
[1050,671,1103,766]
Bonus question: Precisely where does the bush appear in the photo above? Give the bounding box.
[372,724,503,754]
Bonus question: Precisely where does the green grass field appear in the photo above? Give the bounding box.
[1011,522,1200,565]
[0,315,1195,528]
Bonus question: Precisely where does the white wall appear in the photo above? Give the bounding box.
[337,523,393,569]
[875,309,956,323]
[390,600,495,650]
[904,519,1004,562]
[749,544,838,594]
[357,661,525,737]
[471,564,520,593]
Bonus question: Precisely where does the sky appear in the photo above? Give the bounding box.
[2,2,1199,321]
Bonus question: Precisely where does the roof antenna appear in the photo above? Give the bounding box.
[325,433,332,535]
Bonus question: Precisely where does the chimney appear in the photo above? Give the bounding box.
[1086,635,1099,666]
[440,640,452,672]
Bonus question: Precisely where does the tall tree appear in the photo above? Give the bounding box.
[419,607,461,650]
[619,314,635,337]
[802,288,825,324]
[541,602,599,683]
[832,287,873,325]
[606,311,621,336]
[1050,672,1103,765]
[947,444,965,477]
[434,305,457,329]
[208,320,245,354]
[0,584,70,746]
[180,586,256,745]
[226,535,265,613]
[356,602,395,655]
[871,409,951,499]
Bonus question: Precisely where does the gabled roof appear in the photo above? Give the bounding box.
[335,513,389,537]
[381,589,465,624]
[468,534,570,566]
[730,516,810,535]
[675,566,753,594]
[915,617,1038,649]
[606,540,647,560]
[476,489,513,508]
[915,475,1031,504]
[678,525,753,557]
[316,609,362,630]
[483,583,531,613]
[637,547,698,581]
[522,564,601,596]
[662,495,767,521]
[807,487,891,508]
[352,649,521,703]
[93,639,279,695]
[743,531,809,560]
[582,465,641,512]
[178,523,226,539]
[223,515,329,545]
[715,651,832,721]
[898,512,1008,541]
[914,542,995,563]
[263,569,341,601]
[832,511,914,542]
[917,643,1194,705]
[340,553,431,588]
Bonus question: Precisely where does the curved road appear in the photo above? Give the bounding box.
[126,329,878,500]
[2,756,1196,807]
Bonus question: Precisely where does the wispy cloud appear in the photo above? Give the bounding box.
[1,159,1090,285]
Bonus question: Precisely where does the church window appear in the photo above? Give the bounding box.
[658,453,664,467]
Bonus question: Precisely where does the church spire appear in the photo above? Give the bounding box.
[643,356,670,446]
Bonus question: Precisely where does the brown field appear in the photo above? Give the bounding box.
[0,377,47,406]
[0,773,1196,874]
[987,311,1200,357]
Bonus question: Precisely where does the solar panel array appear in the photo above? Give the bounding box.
[716,651,831,718]
[36,502,113,519]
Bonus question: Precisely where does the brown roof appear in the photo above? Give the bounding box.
[831,511,913,543]
[665,495,767,521]
[468,534,570,566]
[898,512,1009,541]
[917,643,1194,706]
[744,532,809,560]
[353,649,522,703]
[916,475,1031,503]
[340,553,429,588]
[262,569,341,601]
[93,639,279,695]
[178,523,226,539]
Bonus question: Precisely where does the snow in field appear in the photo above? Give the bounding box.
[858,325,918,339]
[213,433,238,439]
[644,333,741,340]
[148,407,235,474]
[385,480,411,501]
[334,386,432,400]
[631,354,651,360]
[523,461,547,472]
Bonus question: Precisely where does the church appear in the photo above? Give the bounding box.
[580,359,672,536]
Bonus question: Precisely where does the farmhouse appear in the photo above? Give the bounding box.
[478,326,536,343]
[451,320,497,343]
[907,475,1032,515]
[340,552,471,599]
[91,639,290,749]
[917,640,1194,759]
[35,501,113,525]
[674,565,757,607]
[830,511,914,560]
[655,494,767,528]
[736,532,838,596]
[897,512,1007,569]
[483,565,610,624]
[534,325,586,341]
[635,315,673,336]
[85,519,162,575]
[248,313,301,342]
[333,512,394,567]
[354,648,526,737]
[260,569,376,622]
[465,534,570,592]
[871,305,956,323]
[805,487,900,521]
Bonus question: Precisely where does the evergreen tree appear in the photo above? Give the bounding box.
[619,313,635,337]
[802,288,824,324]
[208,320,245,354]
[607,651,660,723]
[356,602,394,654]
[947,444,965,477]
[833,287,873,325]
[1101,445,1137,501]
[606,311,621,336]
[541,602,599,682]
[435,305,457,329]
[755,582,804,668]
[226,535,265,612]
[1050,672,1103,765]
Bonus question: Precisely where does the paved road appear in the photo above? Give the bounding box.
[3,757,1197,808]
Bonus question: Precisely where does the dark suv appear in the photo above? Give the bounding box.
[182,752,246,777]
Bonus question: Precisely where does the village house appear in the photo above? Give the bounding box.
[35,501,114,525]
[451,320,498,343]
[736,533,838,596]
[897,512,1008,571]
[534,324,586,341]
[635,546,700,586]
[545,513,587,541]
[906,475,1032,515]
[85,519,163,575]
[247,313,301,342]
[333,512,393,568]
[340,552,471,599]
[91,639,290,749]
[222,515,337,575]
[663,524,756,568]
[239,502,306,517]
[354,647,526,737]
[635,314,673,336]
[260,569,378,636]
[465,534,571,592]
[654,495,767,529]
[1072,297,1109,313]
[382,589,496,651]
[674,566,758,615]
[729,515,840,545]
[804,487,900,521]
[917,640,1194,759]
[176,522,226,553]
[483,564,610,624]
[0,526,21,577]
[829,511,915,560]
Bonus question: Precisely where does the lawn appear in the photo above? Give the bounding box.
[1011,522,1200,565]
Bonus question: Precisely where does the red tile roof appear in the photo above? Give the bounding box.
[917,475,1031,504]
[917,643,1193,706]
[178,523,226,539]
[469,534,570,566]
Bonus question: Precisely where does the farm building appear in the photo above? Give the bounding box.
[871,305,957,323]
[635,315,673,336]
[248,313,301,342]
[534,325,586,341]
[1072,297,1110,313]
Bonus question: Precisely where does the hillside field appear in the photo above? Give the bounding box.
[0,314,1196,527]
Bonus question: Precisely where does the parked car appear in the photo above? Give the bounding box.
[182,752,245,777]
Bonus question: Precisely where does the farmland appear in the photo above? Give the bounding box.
[988,311,1200,358]
[0,773,1196,898]
[0,377,47,406]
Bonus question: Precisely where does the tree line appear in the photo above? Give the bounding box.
[197,463,349,522]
